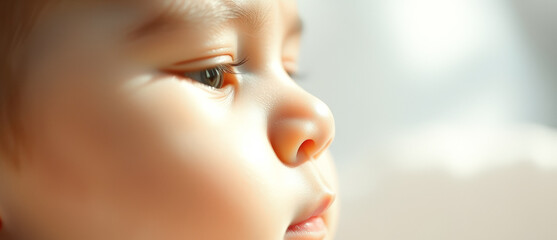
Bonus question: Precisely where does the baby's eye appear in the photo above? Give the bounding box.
[185,67,225,89]
[166,57,247,89]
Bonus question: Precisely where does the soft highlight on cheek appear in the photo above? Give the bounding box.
[125,76,233,133]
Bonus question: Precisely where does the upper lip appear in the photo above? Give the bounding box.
[288,194,335,228]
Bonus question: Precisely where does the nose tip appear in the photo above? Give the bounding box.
[268,89,335,167]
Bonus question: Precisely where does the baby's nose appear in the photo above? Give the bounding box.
[267,85,335,167]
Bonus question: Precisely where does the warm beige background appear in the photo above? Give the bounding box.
[297,0,557,239]
[337,124,557,239]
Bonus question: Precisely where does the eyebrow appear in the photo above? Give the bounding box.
[127,0,303,41]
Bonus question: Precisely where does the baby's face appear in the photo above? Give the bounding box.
[0,0,337,239]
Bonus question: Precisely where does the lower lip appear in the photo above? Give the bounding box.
[285,216,327,240]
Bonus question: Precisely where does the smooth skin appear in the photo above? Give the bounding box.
[0,0,338,239]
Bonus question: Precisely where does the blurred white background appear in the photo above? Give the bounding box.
[297,0,557,239]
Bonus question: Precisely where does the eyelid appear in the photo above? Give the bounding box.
[164,55,234,72]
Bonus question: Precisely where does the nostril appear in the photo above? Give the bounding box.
[313,138,332,160]
[296,140,316,164]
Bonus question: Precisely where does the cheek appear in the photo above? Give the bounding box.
[17,78,287,239]
[120,79,289,238]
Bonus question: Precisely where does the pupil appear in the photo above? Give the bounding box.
[204,68,221,87]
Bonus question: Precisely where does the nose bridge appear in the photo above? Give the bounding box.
[267,80,335,167]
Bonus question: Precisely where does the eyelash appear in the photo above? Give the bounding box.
[212,57,249,75]
[170,57,248,89]
[168,57,303,89]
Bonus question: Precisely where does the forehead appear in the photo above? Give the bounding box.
[132,0,302,36]
[27,0,301,61]
[38,0,301,42]
[128,0,273,39]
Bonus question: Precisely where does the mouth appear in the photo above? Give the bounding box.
[285,216,327,240]
[284,197,333,240]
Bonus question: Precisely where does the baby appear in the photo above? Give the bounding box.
[0,0,338,239]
